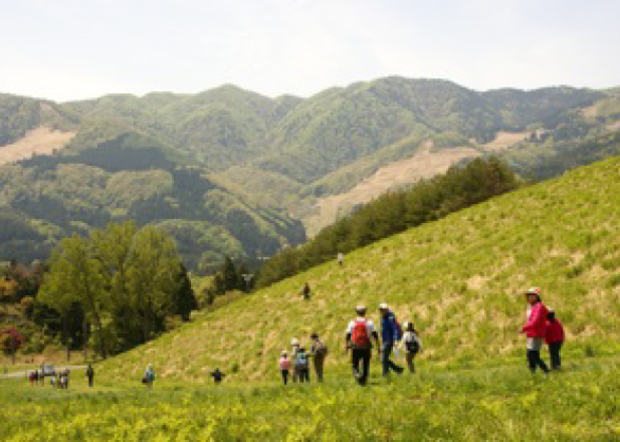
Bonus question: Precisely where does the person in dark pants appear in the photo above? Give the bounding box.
[302,283,311,300]
[378,303,404,377]
[295,348,310,383]
[545,309,565,370]
[520,287,550,374]
[279,351,291,385]
[310,333,328,382]
[346,305,380,386]
[86,364,95,387]
[210,368,226,384]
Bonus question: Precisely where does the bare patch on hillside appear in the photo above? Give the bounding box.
[607,120,620,132]
[580,104,599,119]
[0,126,75,165]
[481,131,530,151]
[306,140,480,234]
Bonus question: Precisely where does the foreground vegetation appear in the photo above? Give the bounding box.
[1,356,618,441]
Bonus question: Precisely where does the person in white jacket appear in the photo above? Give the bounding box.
[400,322,422,373]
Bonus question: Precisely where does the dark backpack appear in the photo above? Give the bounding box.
[314,340,328,357]
[406,335,420,354]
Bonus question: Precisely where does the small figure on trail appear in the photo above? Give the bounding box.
[50,375,56,388]
[310,332,328,382]
[346,305,380,386]
[545,308,565,371]
[29,371,35,387]
[337,253,344,267]
[291,339,301,383]
[400,322,422,373]
[520,288,550,374]
[279,351,291,385]
[86,364,95,387]
[378,303,404,377]
[210,368,226,384]
[295,347,310,383]
[302,283,311,300]
[143,364,155,388]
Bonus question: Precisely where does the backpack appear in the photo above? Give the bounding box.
[351,320,371,348]
[406,334,420,354]
[314,340,328,357]
[296,352,308,368]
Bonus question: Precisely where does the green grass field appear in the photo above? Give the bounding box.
[2,157,619,440]
[1,357,618,441]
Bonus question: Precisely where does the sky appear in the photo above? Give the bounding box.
[0,0,618,102]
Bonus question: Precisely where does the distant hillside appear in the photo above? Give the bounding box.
[1,77,619,265]
[99,157,620,382]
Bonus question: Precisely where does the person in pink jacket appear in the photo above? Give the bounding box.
[545,309,565,370]
[520,287,550,374]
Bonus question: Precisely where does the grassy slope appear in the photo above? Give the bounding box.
[99,157,620,383]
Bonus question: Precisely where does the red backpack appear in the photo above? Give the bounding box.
[352,319,371,348]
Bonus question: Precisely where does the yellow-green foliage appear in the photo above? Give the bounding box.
[100,158,620,382]
[1,359,618,441]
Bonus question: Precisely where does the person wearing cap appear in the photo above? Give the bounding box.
[310,332,328,382]
[345,305,380,386]
[279,351,291,385]
[545,308,565,370]
[520,288,550,374]
[290,338,301,382]
[378,303,404,377]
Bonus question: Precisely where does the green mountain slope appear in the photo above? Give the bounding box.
[1,77,619,266]
[99,157,620,382]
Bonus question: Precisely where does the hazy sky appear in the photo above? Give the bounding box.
[0,0,618,102]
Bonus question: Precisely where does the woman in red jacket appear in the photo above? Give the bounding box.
[520,287,550,374]
[545,309,565,370]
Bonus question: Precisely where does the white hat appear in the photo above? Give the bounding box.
[356,305,366,313]
[281,350,287,356]
[291,338,299,346]
[379,303,389,310]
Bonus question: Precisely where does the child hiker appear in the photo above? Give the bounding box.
[545,308,565,370]
[279,351,291,385]
[295,347,310,383]
[400,322,422,373]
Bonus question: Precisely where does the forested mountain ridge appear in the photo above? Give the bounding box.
[1,77,619,268]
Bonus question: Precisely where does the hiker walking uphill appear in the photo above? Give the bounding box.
[346,305,380,386]
[291,339,301,382]
[210,368,226,384]
[143,364,155,388]
[279,351,291,385]
[295,347,310,383]
[302,283,311,300]
[379,303,404,376]
[546,308,565,370]
[520,288,550,374]
[400,322,422,373]
[310,333,328,382]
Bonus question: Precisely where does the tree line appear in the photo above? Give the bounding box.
[256,157,520,288]
[36,222,197,359]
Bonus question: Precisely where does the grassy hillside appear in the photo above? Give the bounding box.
[99,157,620,382]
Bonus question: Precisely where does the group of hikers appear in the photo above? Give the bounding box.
[284,285,565,386]
[27,364,96,389]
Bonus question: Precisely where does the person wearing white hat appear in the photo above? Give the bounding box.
[345,305,380,386]
[520,287,550,374]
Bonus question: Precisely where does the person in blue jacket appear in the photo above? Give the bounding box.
[379,303,404,377]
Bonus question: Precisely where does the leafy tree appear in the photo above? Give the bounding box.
[172,264,198,321]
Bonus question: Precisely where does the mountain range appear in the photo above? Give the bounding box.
[1,77,619,270]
